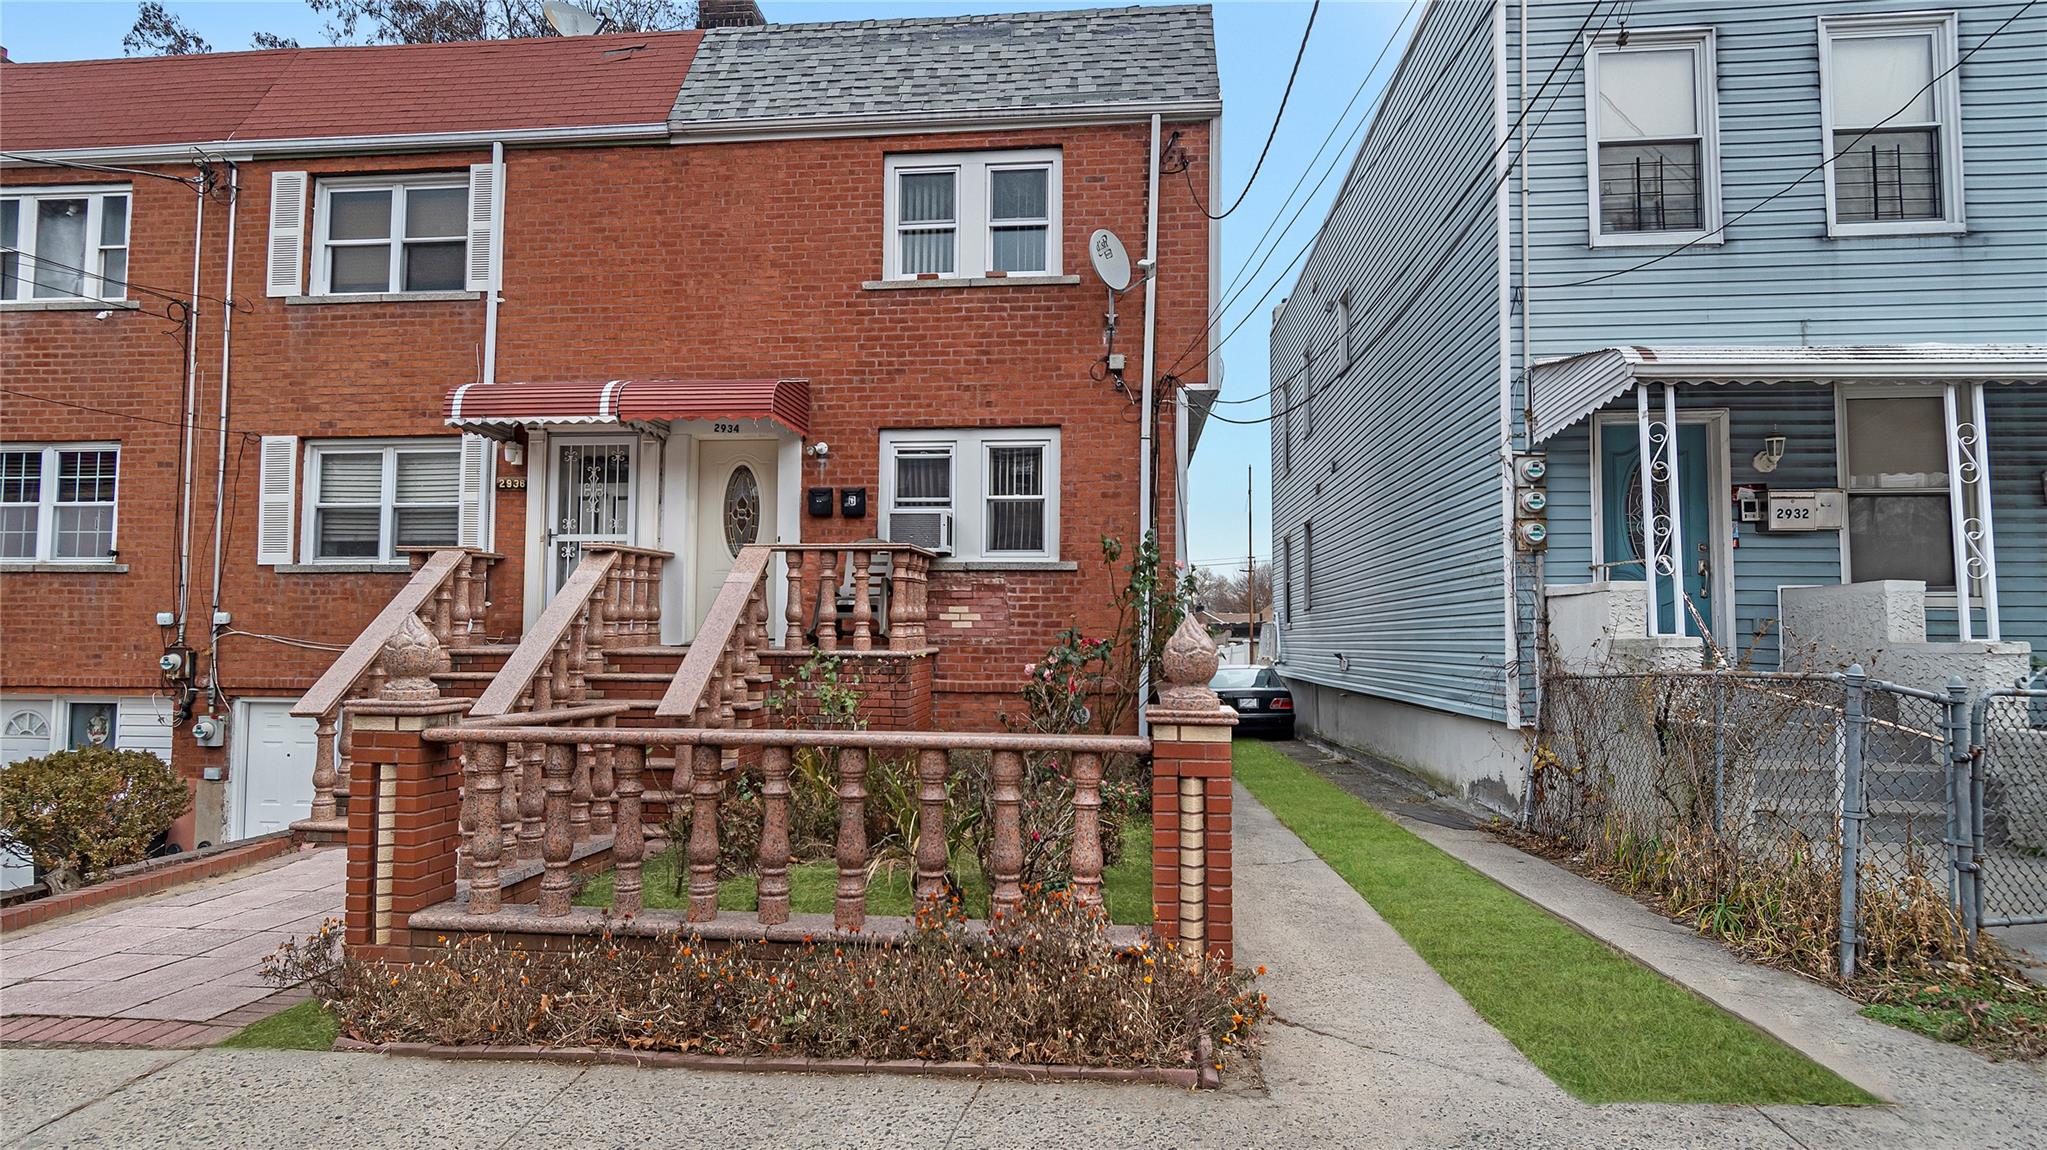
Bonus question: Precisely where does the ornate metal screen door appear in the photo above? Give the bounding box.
[550,438,635,595]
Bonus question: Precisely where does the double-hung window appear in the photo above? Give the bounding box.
[0,444,119,562]
[883,150,1062,280]
[0,187,130,302]
[313,177,468,295]
[880,429,1060,561]
[303,440,461,561]
[1586,29,1720,246]
[1840,391,1954,591]
[1819,13,1963,235]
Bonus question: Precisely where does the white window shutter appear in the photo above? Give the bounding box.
[458,433,493,549]
[266,172,308,297]
[465,164,499,292]
[257,435,298,564]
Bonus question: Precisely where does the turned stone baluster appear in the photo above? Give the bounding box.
[498,743,520,847]
[835,746,870,931]
[815,550,839,652]
[687,744,723,922]
[716,650,737,728]
[569,740,594,843]
[849,548,873,651]
[538,744,574,916]
[469,558,491,639]
[431,584,454,647]
[310,712,340,821]
[566,623,589,702]
[914,748,950,906]
[336,707,356,803]
[784,551,807,650]
[465,742,507,914]
[645,556,664,639]
[517,740,545,860]
[612,745,646,916]
[989,750,1026,918]
[757,745,793,924]
[1070,752,1105,910]
[584,576,610,679]
[590,743,616,837]
[622,556,643,641]
[450,562,473,648]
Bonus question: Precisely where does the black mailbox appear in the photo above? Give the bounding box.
[839,487,868,518]
[807,487,835,517]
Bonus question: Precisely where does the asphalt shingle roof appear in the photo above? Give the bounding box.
[669,4,1219,126]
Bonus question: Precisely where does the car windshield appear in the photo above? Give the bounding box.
[1209,667,1264,689]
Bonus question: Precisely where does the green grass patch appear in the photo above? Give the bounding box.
[1233,741,1872,1105]
[576,816,1153,926]
[216,1000,338,1051]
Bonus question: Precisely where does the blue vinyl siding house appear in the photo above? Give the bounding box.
[1268,0,2046,809]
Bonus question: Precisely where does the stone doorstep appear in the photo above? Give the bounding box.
[333,1037,1218,1090]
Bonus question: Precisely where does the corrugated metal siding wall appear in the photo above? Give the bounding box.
[1269,1,1509,722]
[1510,0,2047,354]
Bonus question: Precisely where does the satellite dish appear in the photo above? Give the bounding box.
[1088,228,1133,293]
[544,0,605,36]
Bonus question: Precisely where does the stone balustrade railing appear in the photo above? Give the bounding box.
[291,548,500,826]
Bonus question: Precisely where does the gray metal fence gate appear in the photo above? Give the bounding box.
[1971,686,2047,930]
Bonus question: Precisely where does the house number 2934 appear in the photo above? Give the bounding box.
[712,422,742,434]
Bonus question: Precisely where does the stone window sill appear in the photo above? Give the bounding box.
[275,562,414,574]
[284,291,480,306]
[0,561,129,574]
[0,299,141,313]
[861,275,1080,291]
[928,559,1077,572]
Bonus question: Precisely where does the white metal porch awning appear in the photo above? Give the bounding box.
[1527,344,2047,445]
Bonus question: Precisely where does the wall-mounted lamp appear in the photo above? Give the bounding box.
[501,441,524,467]
[1752,435,1787,474]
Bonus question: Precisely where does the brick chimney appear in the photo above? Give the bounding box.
[698,0,766,28]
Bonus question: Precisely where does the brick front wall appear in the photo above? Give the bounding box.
[0,119,1210,845]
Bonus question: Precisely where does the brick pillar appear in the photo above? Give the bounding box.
[1147,711,1237,960]
[344,699,471,965]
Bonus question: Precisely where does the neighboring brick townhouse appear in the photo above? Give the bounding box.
[0,4,1222,860]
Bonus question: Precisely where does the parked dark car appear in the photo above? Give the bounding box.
[1210,666,1294,737]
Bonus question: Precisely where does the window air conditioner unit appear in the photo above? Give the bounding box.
[888,511,953,555]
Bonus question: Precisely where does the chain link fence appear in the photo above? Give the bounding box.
[1531,667,2009,980]
[1974,688,2047,928]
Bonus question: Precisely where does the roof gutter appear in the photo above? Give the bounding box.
[0,122,671,167]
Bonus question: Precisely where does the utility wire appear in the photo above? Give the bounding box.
[1550,0,2038,290]
[0,152,207,188]
[1191,0,1321,220]
[0,387,258,441]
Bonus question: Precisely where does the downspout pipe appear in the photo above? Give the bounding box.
[206,162,240,704]
[1137,113,1162,738]
[174,175,206,649]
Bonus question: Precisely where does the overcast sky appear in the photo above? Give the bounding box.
[0,0,1414,578]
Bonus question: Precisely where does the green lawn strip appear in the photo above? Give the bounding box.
[577,817,1152,926]
[217,999,338,1051]
[1233,741,1872,1105]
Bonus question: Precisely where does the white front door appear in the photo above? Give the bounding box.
[694,439,778,622]
[235,701,318,839]
[548,436,637,597]
[1,700,54,889]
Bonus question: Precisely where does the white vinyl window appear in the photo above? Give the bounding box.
[302,440,461,561]
[1819,13,1964,236]
[0,444,119,562]
[1840,391,1955,591]
[880,428,1060,561]
[0,186,130,302]
[883,150,1062,280]
[312,176,468,295]
[1585,29,1720,246]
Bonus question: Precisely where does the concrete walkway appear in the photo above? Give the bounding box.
[2,788,2041,1148]
[0,848,340,1045]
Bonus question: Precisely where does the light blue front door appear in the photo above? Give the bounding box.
[1602,423,1711,637]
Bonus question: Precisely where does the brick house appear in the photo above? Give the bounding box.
[0,5,1221,860]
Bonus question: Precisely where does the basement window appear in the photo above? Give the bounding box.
[0,444,119,562]
[883,150,1062,280]
[0,187,130,302]
[312,176,468,295]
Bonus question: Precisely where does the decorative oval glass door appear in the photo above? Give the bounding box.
[693,439,779,627]
[722,465,761,555]
[549,437,635,596]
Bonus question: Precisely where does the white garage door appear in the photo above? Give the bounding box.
[235,701,318,839]
[1,701,54,890]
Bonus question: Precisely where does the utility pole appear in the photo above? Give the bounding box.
[1246,465,1258,665]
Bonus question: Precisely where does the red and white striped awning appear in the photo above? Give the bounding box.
[445,378,811,436]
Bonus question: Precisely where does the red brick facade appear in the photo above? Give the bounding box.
[1,117,1211,849]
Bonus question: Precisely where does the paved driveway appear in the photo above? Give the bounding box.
[0,849,341,1046]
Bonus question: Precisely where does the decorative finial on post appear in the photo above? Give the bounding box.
[1157,611,1223,711]
[378,613,448,701]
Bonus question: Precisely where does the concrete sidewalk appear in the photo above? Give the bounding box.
[0,848,340,1046]
[1,787,2038,1148]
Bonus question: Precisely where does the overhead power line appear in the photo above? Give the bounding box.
[1191,0,1321,221]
